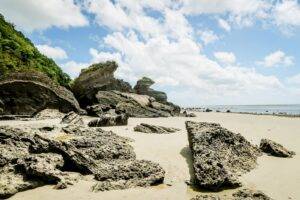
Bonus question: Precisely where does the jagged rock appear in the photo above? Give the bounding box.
[92,160,165,191]
[95,90,178,117]
[38,126,56,132]
[134,123,180,134]
[232,188,273,200]
[86,104,111,117]
[191,194,221,200]
[260,139,295,158]
[185,121,261,191]
[0,72,81,116]
[16,153,78,186]
[61,111,84,125]
[134,77,167,102]
[71,61,133,107]
[0,166,43,199]
[88,114,128,127]
[34,109,65,119]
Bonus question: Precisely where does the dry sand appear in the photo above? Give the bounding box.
[1,112,299,200]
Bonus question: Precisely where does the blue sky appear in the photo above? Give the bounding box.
[1,0,300,106]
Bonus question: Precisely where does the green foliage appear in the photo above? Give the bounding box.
[81,61,118,74]
[0,14,71,87]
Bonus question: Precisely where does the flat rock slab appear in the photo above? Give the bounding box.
[185,121,261,191]
[260,138,295,158]
[61,111,84,125]
[88,114,128,127]
[134,123,180,134]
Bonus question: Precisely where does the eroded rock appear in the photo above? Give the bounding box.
[185,121,261,191]
[191,194,221,200]
[92,160,165,191]
[232,188,273,200]
[134,123,180,134]
[0,72,81,116]
[88,114,128,127]
[61,111,84,125]
[34,109,65,120]
[134,77,167,102]
[260,139,295,158]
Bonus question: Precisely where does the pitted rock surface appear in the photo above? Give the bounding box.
[260,138,295,158]
[185,121,261,191]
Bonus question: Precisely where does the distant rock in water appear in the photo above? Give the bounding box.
[134,123,180,134]
[185,121,261,191]
[72,61,132,107]
[88,113,128,127]
[0,72,81,116]
[260,139,295,158]
[134,77,167,103]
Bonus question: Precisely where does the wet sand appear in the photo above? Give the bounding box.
[2,112,299,200]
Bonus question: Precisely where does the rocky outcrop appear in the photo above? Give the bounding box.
[232,189,273,200]
[94,91,179,117]
[88,114,128,127]
[61,111,84,125]
[0,72,81,116]
[134,123,180,134]
[71,61,132,107]
[191,189,273,200]
[34,109,65,120]
[134,77,167,102]
[185,121,261,191]
[260,139,295,158]
[92,160,165,191]
[183,111,197,117]
[0,125,165,198]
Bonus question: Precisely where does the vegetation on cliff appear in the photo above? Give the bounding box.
[0,14,71,87]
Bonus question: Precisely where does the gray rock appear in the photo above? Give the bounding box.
[134,123,180,134]
[0,72,81,116]
[232,188,273,200]
[260,139,295,158]
[88,114,128,127]
[71,61,133,107]
[191,194,221,200]
[34,109,65,120]
[86,104,111,117]
[185,121,261,191]
[134,77,167,102]
[61,111,84,125]
[92,160,165,191]
[183,111,197,117]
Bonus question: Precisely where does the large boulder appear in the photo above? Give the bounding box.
[71,61,132,107]
[0,72,81,116]
[185,121,261,191]
[134,77,167,102]
[88,114,128,127]
[94,90,179,117]
[260,139,295,158]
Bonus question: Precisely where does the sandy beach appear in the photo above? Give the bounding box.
[0,112,298,200]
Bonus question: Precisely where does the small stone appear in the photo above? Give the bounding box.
[260,139,295,158]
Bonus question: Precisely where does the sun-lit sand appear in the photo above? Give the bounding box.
[2,112,299,200]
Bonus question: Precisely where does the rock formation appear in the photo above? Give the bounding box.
[183,111,197,117]
[94,91,179,117]
[185,121,261,191]
[34,109,65,120]
[134,77,167,102]
[260,139,295,158]
[88,114,128,127]
[191,188,273,200]
[71,61,132,107]
[0,125,165,198]
[0,72,81,116]
[61,111,84,125]
[134,123,180,134]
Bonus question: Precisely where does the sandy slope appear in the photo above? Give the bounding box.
[2,112,299,200]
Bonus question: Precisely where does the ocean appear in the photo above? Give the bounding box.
[199,104,300,115]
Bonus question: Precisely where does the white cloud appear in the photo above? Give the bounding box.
[214,52,236,65]
[218,18,231,32]
[197,30,219,45]
[60,61,89,79]
[36,44,68,60]
[287,73,300,85]
[258,50,294,67]
[274,0,300,27]
[0,0,88,31]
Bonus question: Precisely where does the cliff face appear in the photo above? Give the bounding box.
[0,14,71,87]
[71,61,133,107]
[134,77,167,103]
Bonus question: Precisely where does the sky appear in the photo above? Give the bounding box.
[1,0,300,106]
